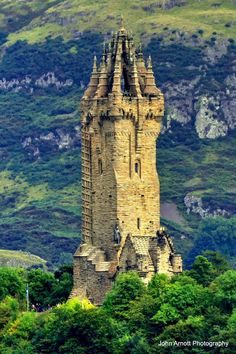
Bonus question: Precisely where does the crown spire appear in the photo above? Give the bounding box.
[118,14,127,36]
[82,24,161,99]
[120,15,124,30]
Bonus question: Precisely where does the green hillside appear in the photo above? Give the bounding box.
[0,0,235,267]
[2,0,236,44]
[0,249,47,268]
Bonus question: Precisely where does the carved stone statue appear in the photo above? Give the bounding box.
[114,224,121,244]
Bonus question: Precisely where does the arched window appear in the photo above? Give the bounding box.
[98,159,103,174]
[135,160,141,177]
[121,68,129,94]
[137,218,140,230]
[121,74,125,92]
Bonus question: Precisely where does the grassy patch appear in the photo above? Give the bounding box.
[0,249,47,268]
[2,0,236,45]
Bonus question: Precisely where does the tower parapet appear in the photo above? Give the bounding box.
[72,22,182,305]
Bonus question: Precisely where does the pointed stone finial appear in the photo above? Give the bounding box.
[144,55,159,95]
[101,43,106,65]
[83,55,99,98]
[130,52,134,64]
[93,56,97,72]
[103,42,106,54]
[147,55,153,69]
[129,53,142,97]
[118,15,127,35]
[137,42,143,60]
[120,15,124,29]
[111,58,122,95]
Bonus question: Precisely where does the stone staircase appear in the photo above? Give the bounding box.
[75,244,111,272]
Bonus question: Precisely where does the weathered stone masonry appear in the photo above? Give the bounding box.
[71,22,182,305]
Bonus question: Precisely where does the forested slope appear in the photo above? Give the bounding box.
[0,0,235,266]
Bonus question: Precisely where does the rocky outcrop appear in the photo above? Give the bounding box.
[222,74,236,129]
[184,193,230,218]
[162,71,236,139]
[0,76,32,92]
[0,72,73,92]
[142,0,186,11]
[195,95,228,139]
[203,39,228,64]
[163,77,200,129]
[161,0,186,9]
[35,72,73,89]
[22,126,81,158]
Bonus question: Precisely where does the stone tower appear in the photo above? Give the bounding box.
[72,22,182,305]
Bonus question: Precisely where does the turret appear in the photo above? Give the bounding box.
[83,56,99,99]
[95,44,109,98]
[143,56,160,96]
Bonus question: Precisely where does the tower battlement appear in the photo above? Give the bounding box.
[72,22,182,305]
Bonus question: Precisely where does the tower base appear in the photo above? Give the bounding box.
[71,230,182,305]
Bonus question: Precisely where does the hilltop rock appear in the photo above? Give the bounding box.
[163,78,199,127]
[35,72,73,89]
[161,56,236,139]
[195,95,228,139]
[0,72,73,92]
[184,193,230,218]
[142,0,186,11]
[22,126,81,159]
[203,39,228,64]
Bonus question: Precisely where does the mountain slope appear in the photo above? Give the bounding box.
[0,0,235,267]
[2,0,236,44]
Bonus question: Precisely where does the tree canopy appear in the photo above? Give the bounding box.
[0,254,235,353]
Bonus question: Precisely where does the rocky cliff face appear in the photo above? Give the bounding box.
[160,40,236,139]
[22,126,81,159]
[184,193,231,218]
[0,72,73,92]
[164,77,236,139]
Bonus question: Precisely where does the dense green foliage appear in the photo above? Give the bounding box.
[0,265,73,310]
[188,216,236,267]
[147,37,236,91]
[0,34,102,82]
[0,255,235,353]
[0,268,25,302]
